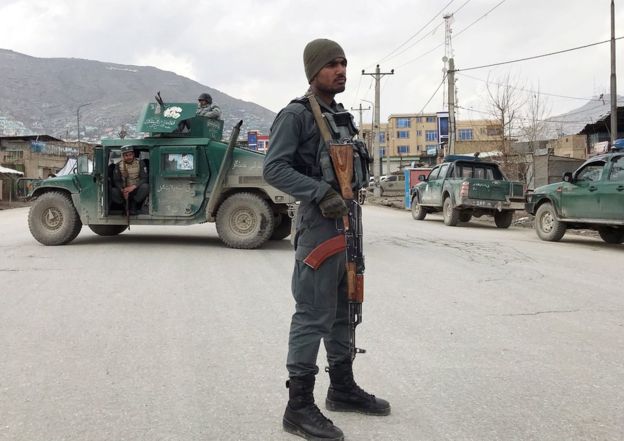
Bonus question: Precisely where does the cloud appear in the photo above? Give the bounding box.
[133,49,198,81]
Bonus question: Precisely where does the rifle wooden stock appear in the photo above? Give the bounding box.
[329,143,360,304]
[328,143,354,200]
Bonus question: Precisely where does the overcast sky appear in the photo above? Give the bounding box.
[1,0,622,123]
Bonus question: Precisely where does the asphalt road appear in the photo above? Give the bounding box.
[1,205,623,441]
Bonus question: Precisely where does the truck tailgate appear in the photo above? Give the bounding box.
[468,180,511,200]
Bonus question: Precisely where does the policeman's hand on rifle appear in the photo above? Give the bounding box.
[319,188,349,219]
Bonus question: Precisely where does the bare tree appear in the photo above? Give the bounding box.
[521,83,551,153]
[485,73,526,178]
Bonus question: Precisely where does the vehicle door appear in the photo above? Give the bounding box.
[421,166,440,204]
[599,155,624,220]
[560,160,605,219]
[151,145,211,217]
[429,163,449,206]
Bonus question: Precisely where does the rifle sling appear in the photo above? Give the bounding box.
[303,234,347,270]
[305,93,334,145]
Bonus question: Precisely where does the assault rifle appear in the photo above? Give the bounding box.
[328,143,366,361]
[305,94,366,361]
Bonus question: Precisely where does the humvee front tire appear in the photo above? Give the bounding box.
[216,192,275,249]
[271,213,292,241]
[89,225,128,236]
[28,191,82,245]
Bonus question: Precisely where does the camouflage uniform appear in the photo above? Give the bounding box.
[112,158,149,209]
[196,103,222,119]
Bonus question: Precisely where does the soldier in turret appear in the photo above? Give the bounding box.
[112,145,149,214]
[196,93,222,119]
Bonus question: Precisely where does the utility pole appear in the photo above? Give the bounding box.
[76,102,91,153]
[362,65,394,195]
[610,0,618,147]
[447,58,456,156]
[442,13,454,109]
[350,103,371,130]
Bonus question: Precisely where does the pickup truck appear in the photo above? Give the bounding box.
[410,156,525,227]
[525,151,624,243]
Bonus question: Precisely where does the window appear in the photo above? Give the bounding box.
[426,116,436,123]
[416,130,422,136]
[165,153,195,171]
[609,156,624,181]
[415,117,422,123]
[458,129,473,140]
[379,132,386,143]
[438,163,449,179]
[397,130,409,139]
[428,167,441,180]
[397,145,409,154]
[425,130,437,141]
[576,162,605,182]
[396,118,411,128]
[380,148,385,157]
[4,150,23,161]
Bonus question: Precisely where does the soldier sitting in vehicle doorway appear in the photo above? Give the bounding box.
[111,145,149,214]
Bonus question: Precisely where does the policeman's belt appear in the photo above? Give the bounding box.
[293,165,322,177]
[303,234,347,270]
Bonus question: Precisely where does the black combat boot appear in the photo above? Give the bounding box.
[326,360,391,416]
[283,374,344,441]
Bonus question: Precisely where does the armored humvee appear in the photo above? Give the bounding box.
[23,102,295,249]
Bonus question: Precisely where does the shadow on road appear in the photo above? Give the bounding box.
[71,233,294,251]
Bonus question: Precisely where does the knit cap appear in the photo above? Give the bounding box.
[303,39,346,83]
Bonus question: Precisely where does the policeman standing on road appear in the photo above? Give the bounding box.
[196,93,222,119]
[264,38,390,441]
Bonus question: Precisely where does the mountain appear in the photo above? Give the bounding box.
[0,49,276,140]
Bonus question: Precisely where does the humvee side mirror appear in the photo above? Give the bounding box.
[77,155,90,174]
[419,175,427,181]
[562,172,573,182]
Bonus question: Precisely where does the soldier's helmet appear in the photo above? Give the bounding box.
[120,145,134,153]
[198,93,212,104]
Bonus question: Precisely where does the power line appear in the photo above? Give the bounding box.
[458,72,604,102]
[419,74,448,114]
[399,0,508,68]
[454,0,508,39]
[376,0,457,65]
[454,36,624,72]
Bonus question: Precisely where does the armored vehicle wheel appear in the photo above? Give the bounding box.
[459,211,472,223]
[535,203,566,241]
[89,225,128,236]
[216,192,275,249]
[271,213,292,241]
[597,227,624,244]
[494,210,513,228]
[411,195,426,220]
[443,197,459,226]
[28,191,82,246]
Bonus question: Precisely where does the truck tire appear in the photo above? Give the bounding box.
[28,191,82,245]
[216,192,275,249]
[494,210,514,228]
[443,197,459,226]
[270,213,292,241]
[597,227,624,244]
[89,225,128,236]
[535,203,566,241]
[411,194,426,220]
[459,212,472,223]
